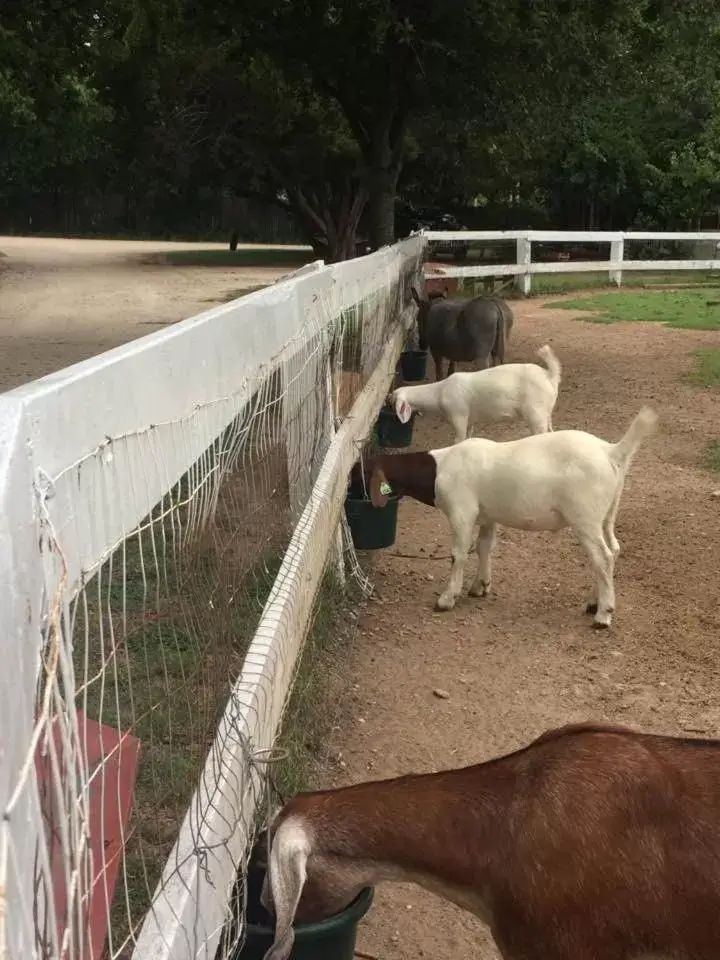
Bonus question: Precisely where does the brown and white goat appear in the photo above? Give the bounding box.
[350,406,658,627]
[260,722,720,960]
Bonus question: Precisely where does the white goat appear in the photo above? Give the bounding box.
[391,344,561,442]
[358,406,658,627]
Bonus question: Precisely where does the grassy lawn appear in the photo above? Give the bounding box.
[152,246,314,269]
[532,271,720,296]
[548,288,720,330]
[701,440,720,473]
[686,349,720,387]
[452,271,720,300]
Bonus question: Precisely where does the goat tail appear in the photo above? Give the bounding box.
[536,344,562,389]
[609,406,659,470]
[490,302,506,366]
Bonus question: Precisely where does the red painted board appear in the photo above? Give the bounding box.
[34,710,141,959]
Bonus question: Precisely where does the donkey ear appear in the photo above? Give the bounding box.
[369,466,389,508]
[395,398,412,424]
[410,286,421,306]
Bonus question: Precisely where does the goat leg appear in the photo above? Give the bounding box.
[469,523,497,598]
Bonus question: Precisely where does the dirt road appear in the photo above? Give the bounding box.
[0,236,304,391]
[327,301,720,960]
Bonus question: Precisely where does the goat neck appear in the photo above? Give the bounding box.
[351,452,437,507]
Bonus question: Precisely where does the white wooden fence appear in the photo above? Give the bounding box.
[0,236,424,960]
[424,229,720,293]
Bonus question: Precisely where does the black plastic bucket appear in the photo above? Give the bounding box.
[399,349,428,381]
[344,491,400,550]
[376,407,414,448]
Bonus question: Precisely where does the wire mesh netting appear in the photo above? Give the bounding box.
[0,239,424,960]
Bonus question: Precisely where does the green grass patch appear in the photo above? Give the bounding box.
[450,272,720,302]
[548,288,720,330]
[701,440,720,473]
[531,271,720,296]
[152,246,314,269]
[686,349,720,387]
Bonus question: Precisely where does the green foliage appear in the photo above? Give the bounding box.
[551,289,720,330]
[0,3,114,194]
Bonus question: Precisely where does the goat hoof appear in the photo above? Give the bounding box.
[435,595,456,612]
[592,618,611,630]
[468,583,489,598]
[585,602,598,615]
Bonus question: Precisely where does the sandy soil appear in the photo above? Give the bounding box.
[324,299,720,960]
[0,236,304,392]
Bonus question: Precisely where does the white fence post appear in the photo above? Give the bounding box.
[325,360,345,586]
[610,234,624,286]
[516,236,532,295]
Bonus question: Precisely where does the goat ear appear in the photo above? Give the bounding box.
[395,398,412,424]
[262,826,310,960]
[410,285,421,306]
[369,467,389,508]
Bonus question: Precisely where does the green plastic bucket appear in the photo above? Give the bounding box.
[235,863,374,960]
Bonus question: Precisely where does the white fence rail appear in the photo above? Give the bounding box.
[424,229,720,293]
[0,236,424,960]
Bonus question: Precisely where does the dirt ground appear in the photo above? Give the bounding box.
[2,240,718,958]
[325,299,720,960]
[0,236,300,391]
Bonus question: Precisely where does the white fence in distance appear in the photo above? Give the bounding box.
[0,235,424,960]
[423,229,720,293]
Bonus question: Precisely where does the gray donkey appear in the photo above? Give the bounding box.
[411,287,514,381]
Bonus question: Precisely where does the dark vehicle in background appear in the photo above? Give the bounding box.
[395,202,470,260]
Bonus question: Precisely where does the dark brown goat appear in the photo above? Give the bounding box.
[261,722,720,960]
[349,451,436,507]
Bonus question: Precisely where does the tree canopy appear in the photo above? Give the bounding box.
[1,0,718,255]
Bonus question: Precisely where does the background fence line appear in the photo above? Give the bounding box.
[423,229,720,293]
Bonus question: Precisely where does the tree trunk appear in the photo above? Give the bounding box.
[284,179,367,263]
[367,166,400,251]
